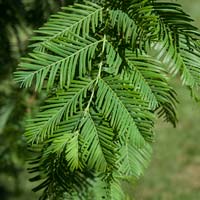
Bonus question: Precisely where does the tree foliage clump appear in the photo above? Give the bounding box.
[14,0,200,199]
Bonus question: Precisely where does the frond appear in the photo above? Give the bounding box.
[145,1,200,91]
[152,1,200,38]
[123,50,160,109]
[50,131,80,172]
[107,176,126,200]
[14,36,101,91]
[104,41,123,75]
[109,178,126,200]
[123,50,178,125]
[118,142,152,179]
[95,119,117,167]
[34,110,117,173]
[179,35,200,87]
[147,30,200,89]
[127,0,159,41]
[147,29,189,78]
[28,151,94,199]
[109,9,138,47]
[90,174,126,200]
[96,77,153,147]
[45,113,84,172]
[79,112,108,171]
[26,78,94,143]
[30,1,103,48]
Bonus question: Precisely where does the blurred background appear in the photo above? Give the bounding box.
[0,0,199,199]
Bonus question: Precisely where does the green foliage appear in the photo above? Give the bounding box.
[14,0,200,199]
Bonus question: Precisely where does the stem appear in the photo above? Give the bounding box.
[72,35,107,132]
[84,61,102,113]
[84,34,107,114]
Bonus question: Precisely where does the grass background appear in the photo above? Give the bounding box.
[133,1,200,199]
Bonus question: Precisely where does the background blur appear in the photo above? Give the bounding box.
[0,0,200,200]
